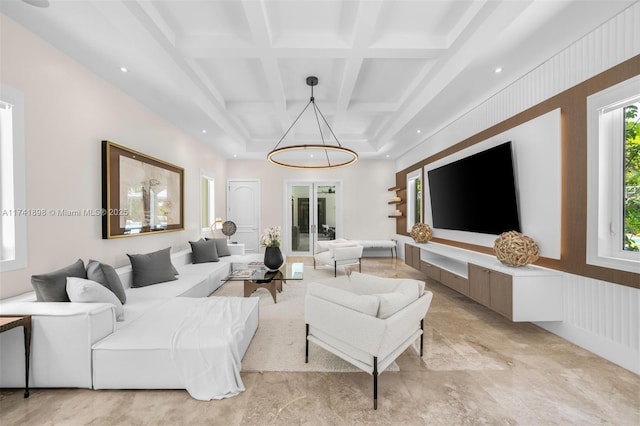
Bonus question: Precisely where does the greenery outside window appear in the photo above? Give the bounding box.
[406,169,422,233]
[586,75,640,273]
[624,103,639,252]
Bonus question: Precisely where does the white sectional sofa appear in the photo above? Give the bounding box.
[0,244,261,391]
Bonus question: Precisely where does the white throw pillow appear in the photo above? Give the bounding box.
[349,272,424,297]
[307,282,379,316]
[375,292,414,319]
[328,241,357,258]
[315,240,330,254]
[66,277,124,321]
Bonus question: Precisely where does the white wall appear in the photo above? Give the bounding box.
[423,109,562,259]
[536,274,639,375]
[0,15,227,298]
[226,159,396,254]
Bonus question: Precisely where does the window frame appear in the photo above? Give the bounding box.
[406,169,422,233]
[586,75,640,273]
[0,84,27,272]
[200,170,216,234]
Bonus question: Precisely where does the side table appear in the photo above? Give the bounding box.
[0,315,32,397]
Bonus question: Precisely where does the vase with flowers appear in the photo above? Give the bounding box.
[260,226,283,271]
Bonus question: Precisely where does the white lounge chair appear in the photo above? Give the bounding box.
[313,239,364,277]
[304,272,433,409]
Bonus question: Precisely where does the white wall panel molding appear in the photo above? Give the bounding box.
[535,273,639,375]
[398,2,640,170]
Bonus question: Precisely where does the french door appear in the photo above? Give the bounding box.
[286,181,341,255]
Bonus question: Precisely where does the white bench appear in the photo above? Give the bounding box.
[351,239,397,258]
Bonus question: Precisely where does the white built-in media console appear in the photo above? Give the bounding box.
[405,241,563,322]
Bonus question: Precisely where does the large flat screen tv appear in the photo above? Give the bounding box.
[427,141,521,235]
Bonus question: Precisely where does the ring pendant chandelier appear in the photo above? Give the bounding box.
[267,76,358,169]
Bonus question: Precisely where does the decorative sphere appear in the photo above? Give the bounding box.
[410,223,433,243]
[493,231,539,267]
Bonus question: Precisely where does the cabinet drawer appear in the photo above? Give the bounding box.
[420,261,441,281]
[468,264,491,306]
[490,271,513,320]
[440,270,469,296]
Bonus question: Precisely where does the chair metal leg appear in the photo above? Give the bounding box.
[373,356,378,410]
[358,258,362,273]
[305,324,309,363]
[420,319,424,357]
[334,261,337,277]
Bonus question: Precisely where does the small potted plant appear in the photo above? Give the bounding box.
[261,226,283,270]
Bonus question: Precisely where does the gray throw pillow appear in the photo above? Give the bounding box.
[86,260,127,304]
[206,237,231,257]
[31,259,86,302]
[189,238,219,263]
[127,247,178,288]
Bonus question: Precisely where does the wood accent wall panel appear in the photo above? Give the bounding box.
[396,55,640,289]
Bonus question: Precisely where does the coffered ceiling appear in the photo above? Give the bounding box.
[1,0,634,160]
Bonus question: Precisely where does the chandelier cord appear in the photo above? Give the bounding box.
[314,103,343,148]
[272,98,313,150]
[267,75,358,169]
[311,101,333,167]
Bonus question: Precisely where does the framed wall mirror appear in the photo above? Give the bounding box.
[102,140,184,239]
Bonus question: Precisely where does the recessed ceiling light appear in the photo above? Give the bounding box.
[202,129,207,134]
[22,0,49,8]
[416,129,421,134]
[233,154,237,158]
[120,67,128,73]
[494,67,503,74]
[386,154,390,158]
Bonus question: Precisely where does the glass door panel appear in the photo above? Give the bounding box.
[316,185,336,242]
[287,182,340,255]
[290,184,311,253]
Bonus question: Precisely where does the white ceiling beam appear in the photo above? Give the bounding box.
[245,137,376,153]
[250,135,370,144]
[333,0,385,134]
[131,0,176,46]
[445,0,487,45]
[180,46,446,59]
[227,100,398,115]
[372,0,533,150]
[123,0,250,145]
[240,0,291,135]
[227,101,274,114]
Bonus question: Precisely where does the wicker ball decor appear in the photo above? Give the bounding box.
[493,231,539,267]
[410,223,433,243]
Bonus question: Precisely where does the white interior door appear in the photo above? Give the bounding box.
[286,181,340,255]
[227,179,260,253]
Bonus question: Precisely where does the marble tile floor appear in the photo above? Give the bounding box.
[1,257,638,425]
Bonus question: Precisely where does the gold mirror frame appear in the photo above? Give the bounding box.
[102,140,184,239]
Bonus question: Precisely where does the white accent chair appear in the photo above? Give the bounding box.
[304,272,433,409]
[313,239,364,277]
